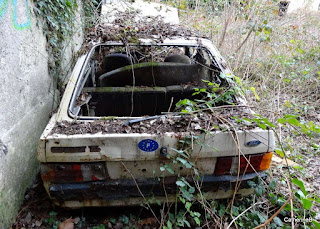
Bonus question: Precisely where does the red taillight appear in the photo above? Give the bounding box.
[214,157,233,175]
[41,163,106,183]
[214,152,273,175]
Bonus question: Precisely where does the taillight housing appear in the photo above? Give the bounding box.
[41,163,107,183]
[214,152,273,176]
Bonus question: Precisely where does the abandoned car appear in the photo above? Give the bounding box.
[37,38,275,207]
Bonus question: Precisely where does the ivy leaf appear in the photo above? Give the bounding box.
[254,186,265,197]
[194,217,201,226]
[181,189,193,201]
[184,219,191,227]
[269,180,277,190]
[164,165,174,174]
[185,202,191,211]
[49,211,57,216]
[188,187,195,194]
[176,181,185,187]
[273,217,284,227]
[177,157,188,165]
[119,215,129,225]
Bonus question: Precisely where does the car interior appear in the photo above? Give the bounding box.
[72,44,225,117]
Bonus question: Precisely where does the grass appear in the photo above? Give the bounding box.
[179,1,320,120]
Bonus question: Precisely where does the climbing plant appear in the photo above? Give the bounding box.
[33,0,102,95]
[33,0,79,95]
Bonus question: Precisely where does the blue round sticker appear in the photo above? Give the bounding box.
[138,139,159,152]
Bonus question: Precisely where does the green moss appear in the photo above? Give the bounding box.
[116,62,161,72]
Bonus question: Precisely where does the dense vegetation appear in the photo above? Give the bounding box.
[168,0,320,228]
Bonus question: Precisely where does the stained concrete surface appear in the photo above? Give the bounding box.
[0,1,82,227]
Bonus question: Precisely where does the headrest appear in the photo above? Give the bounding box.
[164,54,191,64]
[102,53,132,73]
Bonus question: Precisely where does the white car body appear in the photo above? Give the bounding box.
[38,38,275,208]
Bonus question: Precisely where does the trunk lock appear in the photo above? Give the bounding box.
[160,147,167,156]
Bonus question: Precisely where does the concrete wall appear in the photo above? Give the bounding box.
[0,1,83,228]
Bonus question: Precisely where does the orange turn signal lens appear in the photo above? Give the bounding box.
[259,152,273,170]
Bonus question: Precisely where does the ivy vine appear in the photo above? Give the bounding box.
[33,0,78,92]
[32,0,100,97]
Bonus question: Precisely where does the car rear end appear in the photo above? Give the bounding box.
[38,121,275,208]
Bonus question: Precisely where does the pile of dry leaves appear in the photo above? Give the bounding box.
[52,108,256,135]
[81,9,204,52]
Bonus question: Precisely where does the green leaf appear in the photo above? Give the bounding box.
[313,220,320,229]
[185,202,191,211]
[119,215,129,224]
[49,211,57,216]
[275,148,284,157]
[287,118,300,126]
[277,118,286,124]
[254,186,265,197]
[167,220,173,229]
[185,162,192,169]
[184,219,191,227]
[296,190,306,199]
[109,218,116,224]
[194,217,201,226]
[249,87,260,101]
[177,157,188,165]
[302,198,312,210]
[292,178,307,196]
[261,118,276,127]
[273,216,284,226]
[164,165,175,174]
[176,99,194,107]
[284,114,298,118]
[188,186,195,194]
[181,188,193,201]
[257,123,267,130]
[176,181,186,187]
[269,180,277,190]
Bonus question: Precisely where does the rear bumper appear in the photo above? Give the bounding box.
[48,172,265,207]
